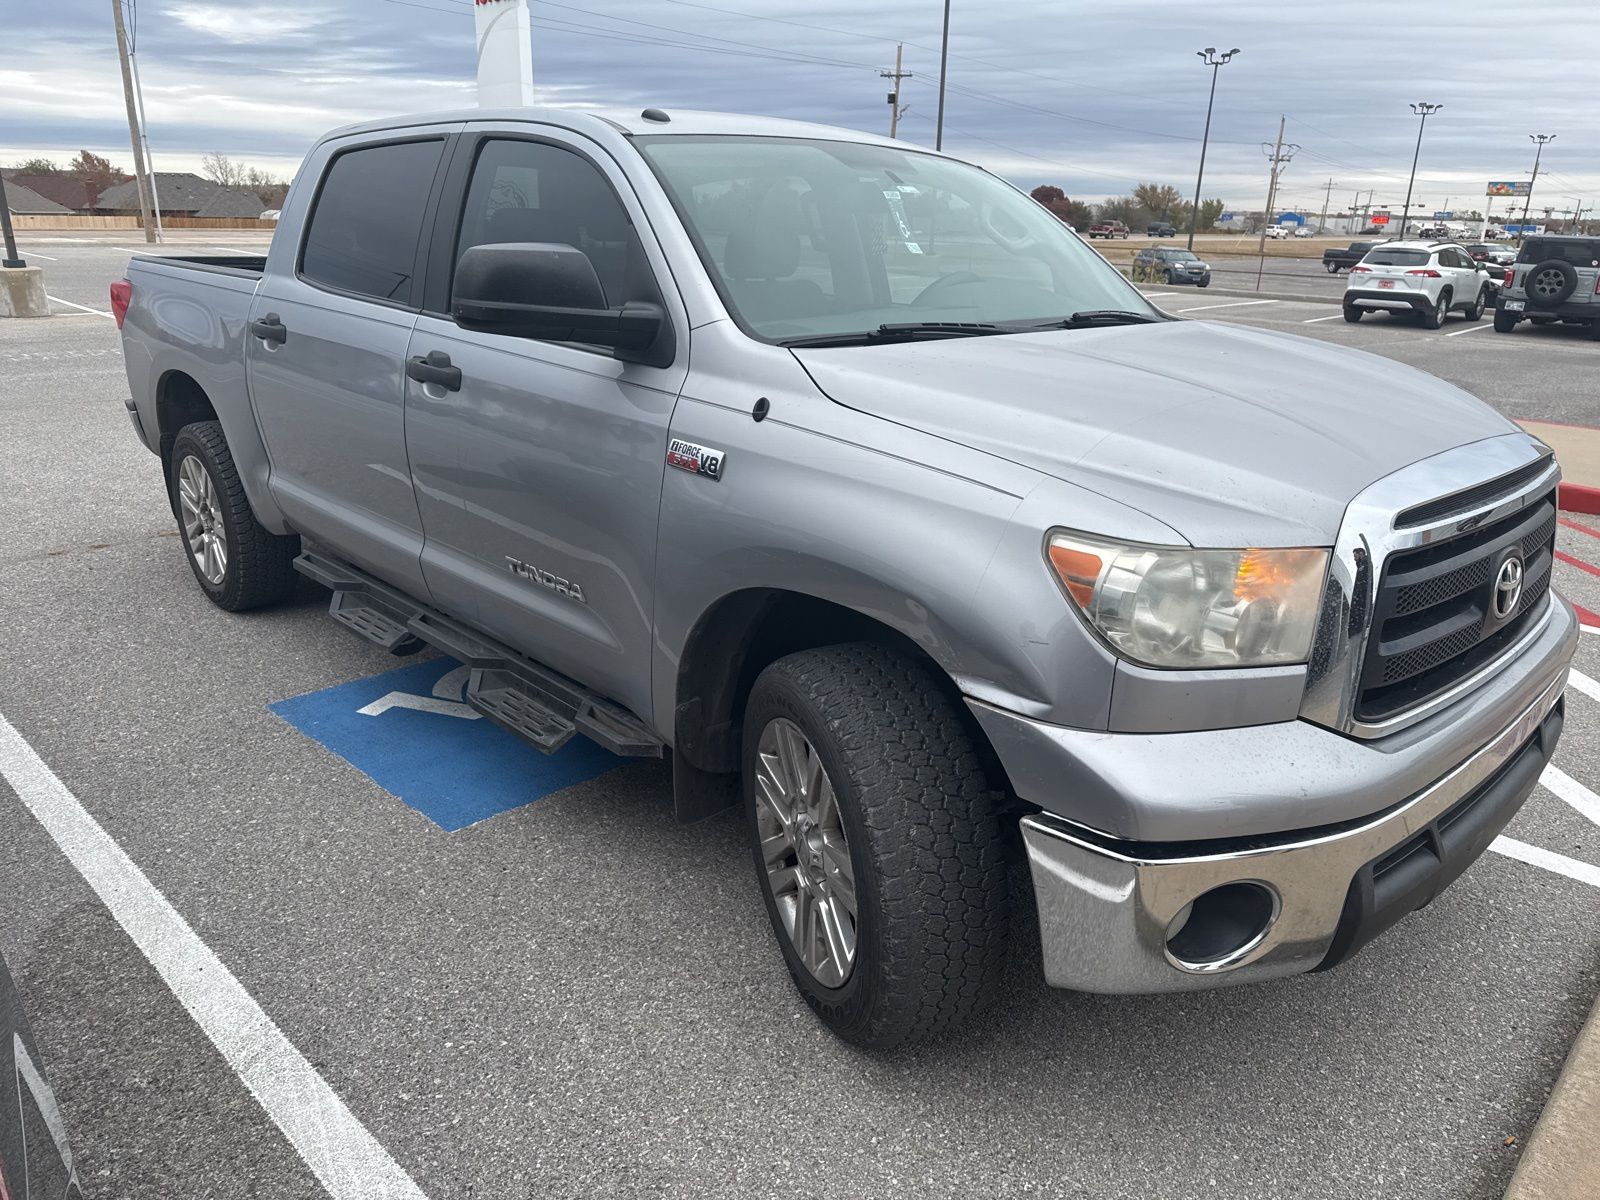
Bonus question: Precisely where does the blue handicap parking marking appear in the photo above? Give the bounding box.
[270,658,622,831]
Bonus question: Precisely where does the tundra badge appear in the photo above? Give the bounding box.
[666,438,725,481]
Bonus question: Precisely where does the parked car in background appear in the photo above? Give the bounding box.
[1145,222,1176,237]
[1322,241,1377,273]
[1264,224,1290,239]
[1466,243,1516,267]
[1293,226,1315,238]
[1417,225,1450,239]
[1484,227,1509,240]
[1343,241,1496,328]
[258,208,281,222]
[1086,220,1129,239]
[1495,234,1600,338]
[2,953,83,1199]
[1131,246,1211,286]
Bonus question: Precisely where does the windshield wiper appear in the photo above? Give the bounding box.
[780,321,1013,348]
[1019,310,1166,330]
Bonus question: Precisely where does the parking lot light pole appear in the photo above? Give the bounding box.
[0,175,25,269]
[1186,47,1239,251]
[1521,134,1555,241]
[1397,102,1441,240]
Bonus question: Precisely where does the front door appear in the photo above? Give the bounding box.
[403,129,690,722]
[247,131,455,594]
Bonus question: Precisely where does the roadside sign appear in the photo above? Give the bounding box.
[1371,213,1390,226]
[1488,181,1532,197]
[1433,211,1454,220]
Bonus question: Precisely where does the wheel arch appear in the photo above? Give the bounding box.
[154,369,220,473]
[671,587,1015,818]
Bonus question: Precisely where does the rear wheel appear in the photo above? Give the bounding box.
[1464,287,1486,322]
[169,422,298,611]
[1425,289,1451,329]
[742,644,1011,1049]
[1342,302,1364,323]
[1493,308,1520,333]
[1326,262,1340,274]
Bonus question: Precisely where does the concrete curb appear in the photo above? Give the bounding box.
[1503,990,1600,1199]
[1132,279,1341,307]
[1558,483,1600,516]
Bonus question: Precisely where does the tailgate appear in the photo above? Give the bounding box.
[1351,264,1428,292]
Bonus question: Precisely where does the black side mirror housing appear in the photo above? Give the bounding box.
[452,242,672,367]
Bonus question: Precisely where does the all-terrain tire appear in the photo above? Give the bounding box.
[169,421,299,611]
[741,644,1011,1049]
[1493,307,1519,333]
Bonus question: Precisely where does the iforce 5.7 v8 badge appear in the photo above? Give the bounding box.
[666,438,725,481]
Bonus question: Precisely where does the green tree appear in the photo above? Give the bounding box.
[13,157,62,174]
[1132,182,1185,222]
[67,150,124,190]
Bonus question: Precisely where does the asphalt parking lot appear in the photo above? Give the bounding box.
[2,234,1599,1200]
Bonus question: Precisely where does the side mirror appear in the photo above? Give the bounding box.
[452,242,671,366]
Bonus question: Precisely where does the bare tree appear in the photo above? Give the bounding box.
[68,150,126,190]
[242,165,289,208]
[201,151,247,189]
[13,157,63,174]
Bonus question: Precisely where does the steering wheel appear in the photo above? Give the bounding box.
[911,271,984,306]
[979,201,1038,253]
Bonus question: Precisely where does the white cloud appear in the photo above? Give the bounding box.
[164,4,329,43]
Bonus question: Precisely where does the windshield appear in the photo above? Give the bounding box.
[1518,239,1600,266]
[636,135,1154,342]
[1162,251,1199,262]
[1362,248,1429,266]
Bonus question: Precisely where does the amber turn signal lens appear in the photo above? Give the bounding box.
[1048,544,1102,607]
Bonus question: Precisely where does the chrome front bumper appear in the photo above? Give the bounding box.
[1020,665,1567,994]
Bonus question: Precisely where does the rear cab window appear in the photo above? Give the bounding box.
[300,138,446,306]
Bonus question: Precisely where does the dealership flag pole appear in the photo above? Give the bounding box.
[474,0,535,107]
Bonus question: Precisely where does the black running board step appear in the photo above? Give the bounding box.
[292,544,662,758]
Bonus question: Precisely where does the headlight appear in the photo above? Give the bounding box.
[1046,531,1329,669]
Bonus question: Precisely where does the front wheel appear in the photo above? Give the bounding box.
[169,421,299,611]
[1493,308,1519,333]
[742,644,1011,1049]
[1326,262,1340,274]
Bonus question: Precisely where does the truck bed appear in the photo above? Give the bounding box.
[133,254,267,277]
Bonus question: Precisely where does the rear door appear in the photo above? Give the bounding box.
[401,126,690,722]
[247,129,458,595]
[1438,246,1481,304]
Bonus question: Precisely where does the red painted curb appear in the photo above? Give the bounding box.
[1558,482,1600,516]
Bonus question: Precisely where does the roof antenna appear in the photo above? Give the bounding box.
[641,108,671,124]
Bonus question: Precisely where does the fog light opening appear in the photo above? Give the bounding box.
[1164,881,1280,972]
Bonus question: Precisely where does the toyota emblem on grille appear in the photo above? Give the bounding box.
[1493,555,1524,620]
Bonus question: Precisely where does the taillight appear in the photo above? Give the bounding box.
[1405,269,1442,278]
[1349,265,1371,273]
[109,279,132,328]
[1504,269,1515,286]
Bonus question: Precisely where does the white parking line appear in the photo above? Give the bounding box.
[1491,837,1600,889]
[1139,292,1180,298]
[1567,668,1600,705]
[1173,300,1278,314]
[1303,314,1344,323]
[1444,323,1494,337]
[203,246,258,256]
[0,713,429,1200]
[46,296,113,318]
[17,251,58,261]
[1541,763,1600,829]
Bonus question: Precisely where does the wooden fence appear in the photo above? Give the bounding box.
[10,215,275,230]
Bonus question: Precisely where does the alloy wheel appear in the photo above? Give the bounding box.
[177,454,228,586]
[753,717,858,988]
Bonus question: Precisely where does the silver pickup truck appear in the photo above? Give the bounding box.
[116,107,1576,1048]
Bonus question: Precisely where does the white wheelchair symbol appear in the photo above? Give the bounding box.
[357,664,482,721]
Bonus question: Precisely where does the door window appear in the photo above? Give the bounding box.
[455,139,639,307]
[300,139,445,306]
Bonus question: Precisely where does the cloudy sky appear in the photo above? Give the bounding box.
[4,0,1596,218]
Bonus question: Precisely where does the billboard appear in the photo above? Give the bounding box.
[1433,211,1454,220]
[1487,181,1532,197]
[1371,213,1390,226]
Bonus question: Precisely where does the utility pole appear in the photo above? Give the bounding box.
[880,44,912,139]
[935,0,951,150]
[1521,134,1555,243]
[1318,177,1337,236]
[127,22,164,242]
[111,0,157,243]
[1255,117,1298,288]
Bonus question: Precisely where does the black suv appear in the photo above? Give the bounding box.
[1146,222,1177,237]
[1131,247,1211,286]
[1495,235,1600,337]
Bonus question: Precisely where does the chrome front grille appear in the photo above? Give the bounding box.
[1298,434,1561,739]
[1356,495,1555,721]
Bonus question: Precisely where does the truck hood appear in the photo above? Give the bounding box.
[792,320,1517,546]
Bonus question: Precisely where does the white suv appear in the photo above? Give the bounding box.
[1342,241,1496,328]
